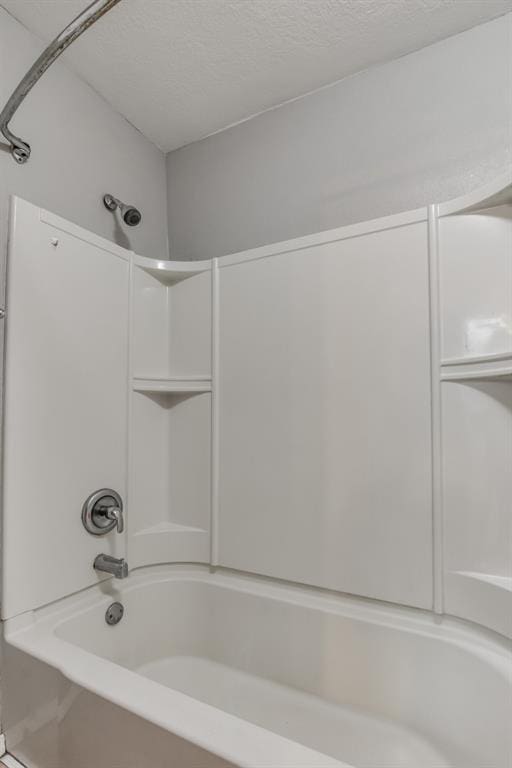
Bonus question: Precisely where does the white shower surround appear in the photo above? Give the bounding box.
[2,171,512,766]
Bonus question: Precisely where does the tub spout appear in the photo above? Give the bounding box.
[94,554,128,579]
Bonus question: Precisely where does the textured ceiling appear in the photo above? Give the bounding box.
[2,0,511,152]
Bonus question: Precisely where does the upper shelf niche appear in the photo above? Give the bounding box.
[438,171,512,369]
[133,254,211,284]
[131,254,212,381]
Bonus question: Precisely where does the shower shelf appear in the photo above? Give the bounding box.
[133,254,211,284]
[441,353,512,382]
[133,521,207,536]
[130,521,210,566]
[458,571,512,592]
[445,570,512,638]
[132,377,212,394]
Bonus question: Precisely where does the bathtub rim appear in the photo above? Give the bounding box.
[4,564,512,768]
[6,563,512,661]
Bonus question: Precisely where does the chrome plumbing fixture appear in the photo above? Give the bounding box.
[105,601,124,625]
[0,0,122,164]
[82,489,124,535]
[94,554,128,579]
[103,194,142,227]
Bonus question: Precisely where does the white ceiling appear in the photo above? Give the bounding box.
[2,0,511,152]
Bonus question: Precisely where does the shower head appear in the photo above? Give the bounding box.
[103,194,142,227]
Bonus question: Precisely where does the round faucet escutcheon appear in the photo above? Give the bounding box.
[82,489,124,535]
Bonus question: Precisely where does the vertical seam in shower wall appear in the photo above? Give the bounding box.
[125,254,135,562]
[210,258,220,566]
[428,204,444,614]
[166,279,172,378]
[166,282,172,512]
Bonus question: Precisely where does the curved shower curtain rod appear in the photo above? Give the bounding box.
[0,0,122,164]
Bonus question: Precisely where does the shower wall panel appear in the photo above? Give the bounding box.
[2,198,130,619]
[217,214,433,609]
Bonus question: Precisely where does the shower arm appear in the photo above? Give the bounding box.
[0,0,122,164]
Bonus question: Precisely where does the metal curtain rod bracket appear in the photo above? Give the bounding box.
[0,0,121,164]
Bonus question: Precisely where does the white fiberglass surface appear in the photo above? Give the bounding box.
[47,569,511,768]
[138,656,452,767]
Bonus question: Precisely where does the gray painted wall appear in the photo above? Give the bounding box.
[0,6,168,277]
[167,13,512,261]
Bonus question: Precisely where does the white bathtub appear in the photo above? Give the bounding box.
[3,566,511,768]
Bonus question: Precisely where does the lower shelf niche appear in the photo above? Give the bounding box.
[442,379,512,638]
[445,571,512,638]
[128,390,211,568]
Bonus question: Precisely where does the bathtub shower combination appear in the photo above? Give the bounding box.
[2,174,512,767]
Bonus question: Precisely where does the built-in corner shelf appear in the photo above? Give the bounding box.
[133,521,207,536]
[133,254,211,285]
[130,521,210,567]
[445,570,512,638]
[132,377,212,394]
[441,352,512,382]
[460,571,512,592]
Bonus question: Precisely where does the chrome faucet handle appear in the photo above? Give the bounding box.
[104,505,124,534]
[82,489,124,536]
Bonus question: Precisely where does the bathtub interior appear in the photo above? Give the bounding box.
[50,570,511,768]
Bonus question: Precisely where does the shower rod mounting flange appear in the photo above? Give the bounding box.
[11,140,31,165]
[13,143,31,165]
[0,0,122,165]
